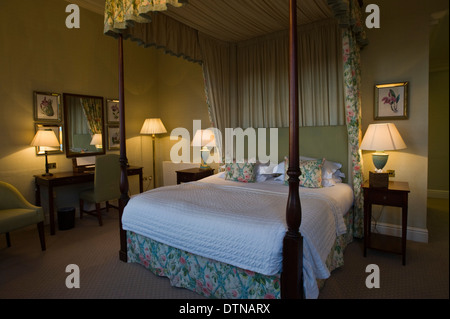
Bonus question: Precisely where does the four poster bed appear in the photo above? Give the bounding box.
[104,0,367,299]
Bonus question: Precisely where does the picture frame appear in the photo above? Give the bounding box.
[106,99,120,124]
[34,123,64,155]
[107,125,120,150]
[374,82,408,120]
[34,91,62,122]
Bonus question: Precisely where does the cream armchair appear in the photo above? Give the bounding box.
[0,181,46,251]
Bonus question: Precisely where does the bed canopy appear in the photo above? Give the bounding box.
[103,0,367,299]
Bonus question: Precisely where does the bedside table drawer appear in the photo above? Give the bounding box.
[367,189,406,207]
[177,174,195,184]
[176,168,215,184]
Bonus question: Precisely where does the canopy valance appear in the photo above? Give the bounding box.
[104,0,187,36]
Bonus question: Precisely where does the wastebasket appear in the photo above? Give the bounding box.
[57,207,75,230]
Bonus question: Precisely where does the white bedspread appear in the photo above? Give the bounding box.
[122,174,353,299]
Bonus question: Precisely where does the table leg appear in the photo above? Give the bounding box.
[364,199,370,257]
[402,204,407,265]
[48,185,55,235]
[35,179,41,206]
[139,170,143,193]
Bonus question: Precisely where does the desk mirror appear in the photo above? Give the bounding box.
[63,93,105,158]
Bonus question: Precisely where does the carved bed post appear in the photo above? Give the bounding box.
[118,34,130,262]
[281,0,304,299]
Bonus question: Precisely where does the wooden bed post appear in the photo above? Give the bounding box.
[281,0,304,299]
[118,34,130,262]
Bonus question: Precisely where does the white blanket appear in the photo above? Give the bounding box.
[122,175,353,299]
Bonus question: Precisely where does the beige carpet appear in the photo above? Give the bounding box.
[0,198,448,299]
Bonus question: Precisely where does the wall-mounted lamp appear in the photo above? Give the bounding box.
[31,129,60,176]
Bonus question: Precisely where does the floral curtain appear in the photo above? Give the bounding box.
[80,98,103,135]
[342,29,364,238]
[329,0,367,237]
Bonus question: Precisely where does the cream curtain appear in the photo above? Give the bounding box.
[105,6,345,133]
[236,18,343,128]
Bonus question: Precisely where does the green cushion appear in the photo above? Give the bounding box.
[0,208,44,233]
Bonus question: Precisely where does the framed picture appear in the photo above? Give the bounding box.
[106,99,120,124]
[374,82,408,120]
[34,92,62,122]
[34,123,64,155]
[107,125,120,150]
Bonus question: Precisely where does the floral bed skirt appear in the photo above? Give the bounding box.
[127,213,353,299]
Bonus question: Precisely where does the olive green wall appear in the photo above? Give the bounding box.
[428,11,449,196]
[0,0,210,213]
[360,0,448,241]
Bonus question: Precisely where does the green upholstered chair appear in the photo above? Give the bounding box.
[0,181,46,251]
[79,154,120,226]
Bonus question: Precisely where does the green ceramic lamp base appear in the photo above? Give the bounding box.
[372,152,388,173]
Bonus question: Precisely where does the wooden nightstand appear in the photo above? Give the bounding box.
[176,168,215,184]
[363,181,410,265]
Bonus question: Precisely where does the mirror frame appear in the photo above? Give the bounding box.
[63,93,106,158]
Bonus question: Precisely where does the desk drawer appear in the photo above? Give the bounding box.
[368,190,405,206]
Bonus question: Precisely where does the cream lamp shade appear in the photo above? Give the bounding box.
[90,133,102,148]
[31,129,60,148]
[140,118,167,136]
[192,129,216,169]
[31,129,60,176]
[192,129,216,149]
[360,123,407,172]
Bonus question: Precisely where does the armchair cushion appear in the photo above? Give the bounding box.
[0,181,45,234]
[0,208,44,233]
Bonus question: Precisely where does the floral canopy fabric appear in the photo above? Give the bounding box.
[104,0,186,36]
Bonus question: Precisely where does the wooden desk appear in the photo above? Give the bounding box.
[34,166,143,235]
[363,181,410,265]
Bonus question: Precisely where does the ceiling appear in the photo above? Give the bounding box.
[68,0,333,42]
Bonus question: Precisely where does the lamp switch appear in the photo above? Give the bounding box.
[387,170,395,177]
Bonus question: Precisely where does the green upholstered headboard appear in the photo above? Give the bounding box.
[277,126,348,181]
[238,125,349,182]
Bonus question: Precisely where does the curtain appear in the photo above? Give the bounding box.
[236,19,344,128]
[330,0,367,238]
[80,98,103,135]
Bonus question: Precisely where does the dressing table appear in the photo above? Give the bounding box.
[34,166,143,235]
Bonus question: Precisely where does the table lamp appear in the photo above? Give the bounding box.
[140,118,167,188]
[31,129,60,176]
[360,123,406,187]
[192,129,216,169]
